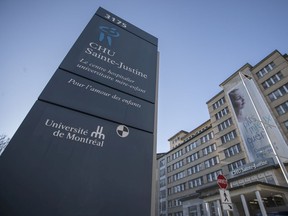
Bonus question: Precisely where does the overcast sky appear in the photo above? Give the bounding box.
[1,0,288,153]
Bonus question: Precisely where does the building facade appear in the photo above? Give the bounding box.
[156,50,288,216]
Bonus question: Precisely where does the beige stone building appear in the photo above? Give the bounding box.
[157,50,288,216]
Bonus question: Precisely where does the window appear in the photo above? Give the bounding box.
[187,164,201,175]
[160,189,166,199]
[168,188,172,195]
[212,97,226,110]
[159,200,166,212]
[168,199,182,209]
[172,159,184,171]
[215,107,229,120]
[173,171,186,182]
[268,83,288,101]
[284,120,288,130]
[228,159,246,171]
[186,141,200,152]
[218,118,233,131]
[220,130,237,144]
[174,212,183,216]
[173,183,186,194]
[159,158,165,167]
[266,175,276,184]
[204,156,220,168]
[188,177,203,188]
[172,149,183,160]
[189,204,204,216]
[210,201,218,216]
[276,101,288,115]
[174,199,182,207]
[202,143,217,156]
[200,132,214,144]
[231,174,276,186]
[188,206,197,216]
[224,143,241,158]
[160,169,166,177]
[186,152,200,163]
[207,170,222,182]
[159,179,166,188]
[262,71,284,89]
[167,165,171,173]
[256,62,276,79]
[167,156,171,163]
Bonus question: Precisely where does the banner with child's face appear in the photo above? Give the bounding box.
[226,73,288,163]
[227,79,273,162]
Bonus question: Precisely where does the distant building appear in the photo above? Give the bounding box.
[168,130,188,150]
[156,50,288,216]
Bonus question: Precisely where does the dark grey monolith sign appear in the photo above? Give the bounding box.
[0,7,158,216]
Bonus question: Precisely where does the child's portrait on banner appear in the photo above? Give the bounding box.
[228,83,273,162]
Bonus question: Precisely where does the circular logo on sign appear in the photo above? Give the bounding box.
[116,125,129,138]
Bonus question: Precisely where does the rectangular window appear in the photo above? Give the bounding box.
[262,71,283,89]
[224,143,241,158]
[175,212,183,216]
[220,130,237,144]
[173,171,186,182]
[204,156,220,168]
[188,177,203,188]
[218,118,233,131]
[160,169,166,177]
[172,149,183,160]
[187,163,201,175]
[215,107,229,120]
[168,188,172,195]
[266,176,276,184]
[228,159,246,171]
[256,62,276,79]
[186,152,199,163]
[276,101,288,115]
[167,165,171,173]
[173,183,186,194]
[202,143,217,156]
[200,132,214,144]
[159,179,166,188]
[172,159,184,171]
[167,156,171,163]
[207,170,222,182]
[212,97,226,110]
[268,83,288,102]
[186,141,199,152]
[160,189,166,199]
[159,158,165,167]
[284,120,288,130]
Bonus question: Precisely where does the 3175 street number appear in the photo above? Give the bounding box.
[104,13,127,28]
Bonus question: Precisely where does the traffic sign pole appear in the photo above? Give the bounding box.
[217,175,233,214]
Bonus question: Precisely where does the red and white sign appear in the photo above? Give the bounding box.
[217,174,228,189]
